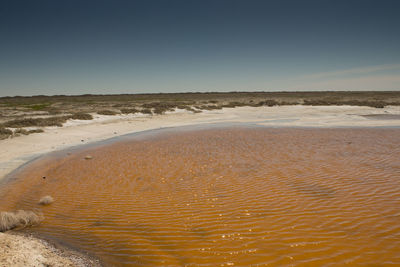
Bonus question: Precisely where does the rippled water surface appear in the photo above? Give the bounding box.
[1,127,400,266]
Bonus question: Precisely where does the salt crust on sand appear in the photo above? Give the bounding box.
[0,232,98,267]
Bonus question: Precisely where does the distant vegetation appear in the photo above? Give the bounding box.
[120,108,139,114]
[97,110,120,115]
[0,91,399,138]
[70,113,93,120]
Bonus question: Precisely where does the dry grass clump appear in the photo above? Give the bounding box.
[120,108,139,114]
[38,196,54,205]
[12,128,44,137]
[97,110,119,115]
[27,103,51,110]
[1,116,71,128]
[195,105,223,110]
[13,128,29,135]
[1,114,92,130]
[140,108,153,115]
[142,102,178,114]
[185,107,202,113]
[221,101,248,108]
[70,112,93,120]
[303,99,386,108]
[152,107,167,115]
[27,129,44,134]
[0,210,42,232]
[0,128,13,140]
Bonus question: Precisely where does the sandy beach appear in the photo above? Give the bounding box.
[1,105,400,181]
[1,105,400,266]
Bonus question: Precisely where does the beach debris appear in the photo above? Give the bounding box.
[38,196,54,205]
[0,210,42,232]
[42,176,46,179]
[85,155,93,160]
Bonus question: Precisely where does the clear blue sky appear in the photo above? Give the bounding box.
[0,0,399,96]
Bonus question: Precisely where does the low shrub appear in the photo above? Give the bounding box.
[1,116,70,128]
[197,105,223,110]
[27,129,44,134]
[120,108,139,114]
[0,128,13,140]
[70,113,93,120]
[14,128,29,135]
[27,103,51,111]
[258,99,279,107]
[97,110,119,115]
[141,108,153,115]
[221,102,247,108]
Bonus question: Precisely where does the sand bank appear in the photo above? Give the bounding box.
[0,232,99,267]
[1,105,399,266]
[1,105,400,181]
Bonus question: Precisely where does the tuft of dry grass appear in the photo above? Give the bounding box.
[120,108,139,114]
[27,129,44,134]
[14,128,29,135]
[70,112,93,120]
[0,210,42,232]
[140,108,153,115]
[0,128,13,140]
[13,128,45,137]
[1,116,71,128]
[97,110,119,115]
[303,99,386,108]
[38,196,54,205]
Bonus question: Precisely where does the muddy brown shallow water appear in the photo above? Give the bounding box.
[1,127,400,266]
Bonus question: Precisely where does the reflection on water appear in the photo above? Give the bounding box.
[1,127,400,266]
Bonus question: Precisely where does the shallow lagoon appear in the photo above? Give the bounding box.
[1,126,400,266]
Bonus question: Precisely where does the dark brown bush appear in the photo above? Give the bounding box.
[70,113,93,120]
[0,128,13,140]
[97,110,119,115]
[27,129,44,134]
[221,102,247,108]
[141,108,153,115]
[2,116,70,128]
[14,128,29,135]
[120,108,139,114]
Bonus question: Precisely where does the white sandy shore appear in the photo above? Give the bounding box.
[1,105,400,266]
[1,105,400,181]
[0,232,99,267]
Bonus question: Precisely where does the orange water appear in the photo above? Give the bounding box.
[1,127,400,266]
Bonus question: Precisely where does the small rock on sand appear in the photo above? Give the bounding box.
[84,155,93,160]
[38,196,54,205]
